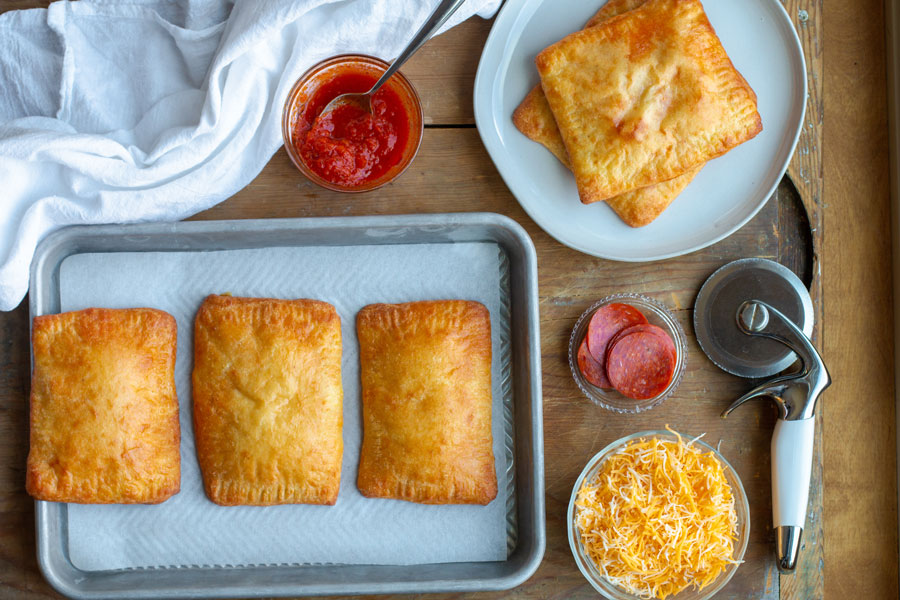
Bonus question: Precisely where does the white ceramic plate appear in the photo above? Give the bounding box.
[474,0,807,261]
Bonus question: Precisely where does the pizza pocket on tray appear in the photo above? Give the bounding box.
[192,295,343,506]
[27,308,181,504]
[356,300,497,505]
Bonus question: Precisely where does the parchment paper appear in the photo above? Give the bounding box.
[58,242,512,571]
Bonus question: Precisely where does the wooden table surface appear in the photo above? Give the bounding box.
[0,1,895,599]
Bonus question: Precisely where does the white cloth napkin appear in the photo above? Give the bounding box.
[0,0,500,311]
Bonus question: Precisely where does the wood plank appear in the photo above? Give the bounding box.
[822,0,899,597]
[404,17,494,125]
[0,302,45,599]
[0,1,45,9]
[780,0,825,597]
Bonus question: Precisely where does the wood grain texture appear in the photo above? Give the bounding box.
[0,2,850,600]
[0,302,45,599]
[823,0,898,599]
[781,0,825,598]
[404,17,493,125]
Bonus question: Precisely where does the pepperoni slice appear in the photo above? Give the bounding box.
[586,303,648,364]
[605,329,677,400]
[577,337,611,388]
[605,323,675,364]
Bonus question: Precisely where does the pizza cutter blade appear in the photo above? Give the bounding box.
[693,258,830,573]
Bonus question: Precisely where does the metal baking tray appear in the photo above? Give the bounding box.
[28,212,545,599]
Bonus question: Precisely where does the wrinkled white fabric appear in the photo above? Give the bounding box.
[0,0,500,310]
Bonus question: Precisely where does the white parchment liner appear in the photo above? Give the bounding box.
[58,243,511,571]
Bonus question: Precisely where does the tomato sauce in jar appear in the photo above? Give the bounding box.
[292,69,411,188]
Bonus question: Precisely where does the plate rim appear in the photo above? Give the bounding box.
[474,0,808,262]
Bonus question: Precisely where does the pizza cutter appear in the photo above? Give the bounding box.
[693,258,830,573]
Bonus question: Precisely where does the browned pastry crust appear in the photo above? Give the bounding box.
[513,79,702,226]
[534,0,762,204]
[584,0,643,27]
[192,295,343,506]
[356,300,497,505]
[512,0,645,167]
[512,0,703,227]
[604,166,702,226]
[513,84,571,166]
[27,308,181,504]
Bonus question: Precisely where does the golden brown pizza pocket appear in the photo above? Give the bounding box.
[535,0,762,204]
[513,84,570,166]
[604,166,702,227]
[27,308,181,504]
[512,0,703,226]
[356,300,497,505]
[513,0,644,167]
[192,295,343,506]
[513,82,702,226]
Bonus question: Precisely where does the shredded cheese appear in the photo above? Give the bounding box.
[575,428,739,599]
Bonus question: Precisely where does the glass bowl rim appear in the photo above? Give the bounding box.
[280,53,425,193]
[567,429,751,600]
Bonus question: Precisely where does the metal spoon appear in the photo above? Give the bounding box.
[317,0,467,117]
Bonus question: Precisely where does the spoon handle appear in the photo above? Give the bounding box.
[369,0,468,94]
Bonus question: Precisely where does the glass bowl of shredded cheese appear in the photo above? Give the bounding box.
[568,429,750,600]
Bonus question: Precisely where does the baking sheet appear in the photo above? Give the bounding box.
[57,242,512,571]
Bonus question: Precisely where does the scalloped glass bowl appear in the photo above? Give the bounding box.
[568,293,687,413]
[568,430,751,600]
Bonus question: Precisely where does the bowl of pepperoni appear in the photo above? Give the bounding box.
[568,293,687,413]
[282,54,424,192]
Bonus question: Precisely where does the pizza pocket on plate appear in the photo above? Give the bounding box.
[356,300,497,505]
[535,0,762,204]
[27,308,181,504]
[513,83,701,226]
[192,295,343,506]
[512,0,651,168]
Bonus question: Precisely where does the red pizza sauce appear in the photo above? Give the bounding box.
[292,69,411,188]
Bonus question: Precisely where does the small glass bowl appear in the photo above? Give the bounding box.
[568,293,687,413]
[281,54,424,192]
[568,430,750,600]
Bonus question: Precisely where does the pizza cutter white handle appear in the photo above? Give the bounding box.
[772,417,815,571]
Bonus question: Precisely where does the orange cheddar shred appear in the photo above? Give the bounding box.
[575,430,739,599]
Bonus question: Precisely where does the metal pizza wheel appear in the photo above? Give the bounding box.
[693,258,829,574]
[693,258,813,378]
